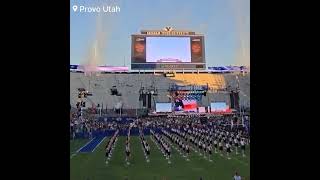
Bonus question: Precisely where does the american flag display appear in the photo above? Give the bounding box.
[174,99,184,111]
[182,100,198,112]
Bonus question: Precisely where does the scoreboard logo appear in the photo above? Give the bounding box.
[135,38,145,41]
[163,26,173,32]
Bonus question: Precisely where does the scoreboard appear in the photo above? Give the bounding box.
[131,27,206,70]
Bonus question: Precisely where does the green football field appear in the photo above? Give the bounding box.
[70,136,250,180]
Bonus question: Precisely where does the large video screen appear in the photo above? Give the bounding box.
[156,103,172,113]
[183,100,198,112]
[174,99,197,112]
[131,35,205,70]
[210,102,229,112]
[146,37,191,63]
[132,36,146,63]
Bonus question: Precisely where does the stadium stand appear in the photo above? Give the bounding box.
[70,72,250,110]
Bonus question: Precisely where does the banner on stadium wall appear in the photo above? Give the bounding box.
[70,65,78,69]
[208,66,249,73]
[170,84,208,91]
[70,65,129,72]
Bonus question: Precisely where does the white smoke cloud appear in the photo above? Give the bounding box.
[231,0,250,66]
[80,6,108,75]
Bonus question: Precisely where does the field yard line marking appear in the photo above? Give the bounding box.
[76,137,96,153]
[92,136,106,152]
[70,153,76,159]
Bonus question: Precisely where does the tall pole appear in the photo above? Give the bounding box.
[207,83,210,109]
[88,80,90,92]
[237,76,244,126]
[136,107,138,118]
[206,90,210,112]
[239,90,241,118]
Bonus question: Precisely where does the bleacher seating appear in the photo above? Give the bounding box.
[168,73,226,90]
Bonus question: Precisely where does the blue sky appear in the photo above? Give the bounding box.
[70,0,250,67]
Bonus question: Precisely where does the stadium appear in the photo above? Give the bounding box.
[70,26,250,180]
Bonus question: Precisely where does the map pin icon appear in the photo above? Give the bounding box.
[73,5,78,12]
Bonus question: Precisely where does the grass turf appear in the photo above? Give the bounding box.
[70,136,250,180]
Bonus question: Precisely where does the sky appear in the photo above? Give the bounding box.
[146,37,191,63]
[70,0,250,68]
